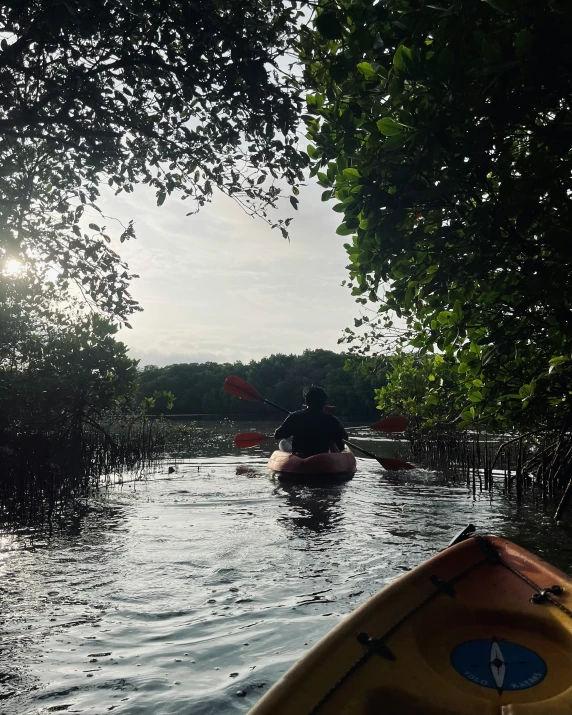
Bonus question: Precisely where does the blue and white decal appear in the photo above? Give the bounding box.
[451,638,546,693]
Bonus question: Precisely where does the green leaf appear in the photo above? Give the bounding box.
[514,28,533,59]
[316,11,343,40]
[393,45,413,73]
[376,117,403,137]
[336,223,355,236]
[381,134,407,151]
[88,223,100,231]
[289,196,299,210]
[157,191,166,207]
[342,168,361,180]
[332,203,346,213]
[469,390,483,403]
[436,47,454,79]
[549,356,567,374]
[357,62,377,80]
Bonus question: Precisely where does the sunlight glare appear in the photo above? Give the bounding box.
[3,258,24,276]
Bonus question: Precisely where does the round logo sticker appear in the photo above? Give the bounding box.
[451,638,546,693]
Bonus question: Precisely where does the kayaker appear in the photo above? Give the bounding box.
[274,386,348,458]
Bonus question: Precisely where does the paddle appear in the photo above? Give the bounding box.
[365,415,408,434]
[235,432,272,449]
[225,378,407,433]
[223,376,337,414]
[234,432,414,471]
[225,376,414,471]
[224,376,285,411]
[235,415,408,449]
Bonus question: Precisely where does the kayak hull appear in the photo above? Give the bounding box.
[248,535,572,715]
[267,448,356,481]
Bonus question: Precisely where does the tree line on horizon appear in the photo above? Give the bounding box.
[136,350,388,421]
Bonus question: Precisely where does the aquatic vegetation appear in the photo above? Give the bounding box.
[0,418,200,530]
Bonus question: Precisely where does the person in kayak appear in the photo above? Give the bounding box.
[274,386,348,458]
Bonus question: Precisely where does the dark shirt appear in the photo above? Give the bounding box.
[274,408,348,458]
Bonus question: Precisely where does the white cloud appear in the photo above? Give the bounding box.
[98,180,360,366]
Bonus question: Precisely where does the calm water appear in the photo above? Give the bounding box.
[2,421,572,714]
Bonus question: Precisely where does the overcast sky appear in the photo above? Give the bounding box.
[98,180,361,367]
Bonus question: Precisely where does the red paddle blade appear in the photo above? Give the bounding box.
[371,416,408,433]
[234,432,270,448]
[224,376,264,403]
[377,456,415,470]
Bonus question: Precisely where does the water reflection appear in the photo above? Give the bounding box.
[0,498,133,708]
[2,423,572,715]
[277,482,346,535]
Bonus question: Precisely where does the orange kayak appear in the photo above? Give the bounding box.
[248,532,572,715]
[267,448,356,481]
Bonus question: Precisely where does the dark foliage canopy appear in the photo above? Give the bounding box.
[136,349,388,420]
[0,274,137,436]
[301,0,572,429]
[0,0,307,320]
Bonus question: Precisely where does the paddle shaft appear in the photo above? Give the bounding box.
[266,400,290,415]
[235,431,388,461]
[343,438,384,461]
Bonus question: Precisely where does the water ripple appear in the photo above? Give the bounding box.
[2,428,572,714]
